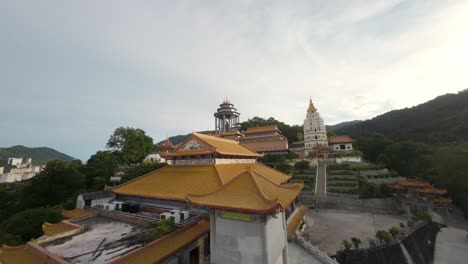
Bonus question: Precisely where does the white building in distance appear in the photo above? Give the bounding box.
[303,98,328,155]
[0,158,44,183]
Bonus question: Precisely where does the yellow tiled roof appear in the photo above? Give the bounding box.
[214,163,290,185]
[0,244,65,264]
[244,125,278,134]
[42,221,80,236]
[112,163,291,201]
[194,133,261,157]
[163,133,261,158]
[187,171,302,213]
[287,205,308,235]
[109,219,210,264]
[62,208,95,219]
[113,165,223,200]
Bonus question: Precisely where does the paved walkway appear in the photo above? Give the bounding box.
[434,227,468,264]
[315,161,326,196]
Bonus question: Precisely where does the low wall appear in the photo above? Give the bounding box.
[299,196,405,214]
[336,222,440,264]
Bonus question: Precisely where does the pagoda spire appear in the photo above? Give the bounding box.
[307,97,317,113]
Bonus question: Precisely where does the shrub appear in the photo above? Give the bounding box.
[389,226,403,238]
[342,239,352,250]
[294,160,310,170]
[375,230,392,244]
[413,211,432,222]
[351,237,362,249]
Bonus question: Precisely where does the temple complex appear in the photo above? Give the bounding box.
[214,100,241,133]
[0,133,303,264]
[303,98,328,155]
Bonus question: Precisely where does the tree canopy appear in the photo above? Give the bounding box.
[107,127,154,164]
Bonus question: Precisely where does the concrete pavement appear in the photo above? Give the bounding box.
[314,161,326,196]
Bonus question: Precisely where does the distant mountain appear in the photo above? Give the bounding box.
[327,120,362,132]
[335,90,468,143]
[0,145,75,166]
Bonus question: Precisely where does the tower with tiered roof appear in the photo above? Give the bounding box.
[214,100,241,133]
[303,98,328,155]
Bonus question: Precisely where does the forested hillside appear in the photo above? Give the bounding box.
[336,90,468,143]
[0,145,74,165]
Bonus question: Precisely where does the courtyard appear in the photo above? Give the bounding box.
[305,209,408,255]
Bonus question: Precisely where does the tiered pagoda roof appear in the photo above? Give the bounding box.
[187,171,302,213]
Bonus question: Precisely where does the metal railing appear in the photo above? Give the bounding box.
[86,206,201,227]
[294,235,339,264]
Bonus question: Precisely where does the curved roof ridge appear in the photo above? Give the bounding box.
[213,164,225,185]
[186,169,250,199]
[253,163,292,182]
[249,170,280,204]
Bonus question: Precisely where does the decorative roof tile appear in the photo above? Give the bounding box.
[187,171,302,213]
[112,163,291,201]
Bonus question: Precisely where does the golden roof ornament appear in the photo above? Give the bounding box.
[307,97,317,113]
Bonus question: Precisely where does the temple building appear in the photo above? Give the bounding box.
[328,135,353,151]
[303,98,328,155]
[0,133,303,264]
[213,100,288,154]
[214,100,241,133]
[239,125,289,154]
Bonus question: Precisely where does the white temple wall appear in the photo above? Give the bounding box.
[215,158,256,164]
[211,211,287,264]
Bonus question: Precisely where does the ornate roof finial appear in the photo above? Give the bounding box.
[307,97,317,113]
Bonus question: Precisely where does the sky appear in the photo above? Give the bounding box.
[1,0,468,160]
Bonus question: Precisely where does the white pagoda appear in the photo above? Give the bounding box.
[303,98,328,155]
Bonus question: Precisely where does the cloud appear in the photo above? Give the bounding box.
[1,0,467,159]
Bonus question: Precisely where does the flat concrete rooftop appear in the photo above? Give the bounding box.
[44,216,149,264]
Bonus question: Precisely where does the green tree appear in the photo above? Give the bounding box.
[107,127,154,164]
[379,141,433,178]
[21,161,86,208]
[82,150,119,189]
[1,208,62,245]
[355,133,393,162]
[275,162,292,174]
